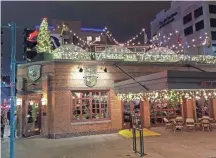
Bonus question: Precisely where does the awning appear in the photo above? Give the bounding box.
[114,70,216,94]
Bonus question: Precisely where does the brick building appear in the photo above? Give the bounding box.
[15,45,216,138]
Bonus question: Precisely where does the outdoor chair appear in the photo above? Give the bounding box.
[185,118,195,131]
[201,119,210,131]
[163,118,173,130]
[210,120,216,130]
[173,120,184,132]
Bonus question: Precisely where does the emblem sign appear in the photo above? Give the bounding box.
[28,65,42,82]
[84,66,98,88]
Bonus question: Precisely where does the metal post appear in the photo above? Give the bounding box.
[9,22,16,158]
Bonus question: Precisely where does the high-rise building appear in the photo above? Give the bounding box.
[150,1,216,55]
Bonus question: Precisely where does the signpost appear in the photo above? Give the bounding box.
[132,112,146,157]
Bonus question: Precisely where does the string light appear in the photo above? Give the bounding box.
[52,44,216,64]
[124,28,146,45]
[117,89,216,102]
[151,30,210,53]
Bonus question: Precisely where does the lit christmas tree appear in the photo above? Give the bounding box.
[36,17,52,53]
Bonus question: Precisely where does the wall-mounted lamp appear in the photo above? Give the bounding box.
[101,63,107,73]
[78,64,83,73]
[29,101,34,105]
[41,98,47,106]
[16,98,22,106]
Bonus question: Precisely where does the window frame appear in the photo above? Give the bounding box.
[195,20,204,32]
[71,90,110,122]
[184,25,193,36]
[210,18,216,28]
[211,31,216,40]
[183,13,192,25]
[194,6,203,18]
[209,5,216,14]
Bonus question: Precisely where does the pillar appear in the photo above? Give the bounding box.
[142,99,150,128]
[16,95,23,137]
[183,99,195,119]
[211,99,216,120]
[41,74,49,137]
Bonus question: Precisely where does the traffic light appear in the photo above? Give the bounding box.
[22,28,37,60]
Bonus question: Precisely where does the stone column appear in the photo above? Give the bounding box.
[142,99,150,128]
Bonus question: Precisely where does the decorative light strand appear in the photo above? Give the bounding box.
[117,89,216,102]
[104,27,120,45]
[124,28,146,46]
[151,30,210,53]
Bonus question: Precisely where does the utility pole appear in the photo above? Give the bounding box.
[9,22,16,158]
[1,23,26,158]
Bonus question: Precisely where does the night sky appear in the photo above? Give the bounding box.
[1,1,170,74]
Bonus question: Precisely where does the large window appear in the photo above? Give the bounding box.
[210,18,216,28]
[72,91,109,121]
[195,20,204,31]
[150,100,182,126]
[183,13,192,25]
[194,6,203,18]
[211,31,216,40]
[184,25,193,36]
[209,5,216,14]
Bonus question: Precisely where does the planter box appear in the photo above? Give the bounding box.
[32,52,53,62]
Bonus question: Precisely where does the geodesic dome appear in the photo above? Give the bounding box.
[52,44,90,60]
[102,45,132,53]
[146,47,177,55]
[144,47,179,62]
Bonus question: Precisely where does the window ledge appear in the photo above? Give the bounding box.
[71,120,111,126]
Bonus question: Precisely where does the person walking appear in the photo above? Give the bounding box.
[1,112,5,139]
[7,108,10,125]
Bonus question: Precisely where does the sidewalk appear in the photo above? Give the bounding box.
[1,128,216,158]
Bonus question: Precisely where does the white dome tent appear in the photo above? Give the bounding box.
[52,44,90,60]
[144,47,180,62]
[97,45,135,60]
[102,45,132,53]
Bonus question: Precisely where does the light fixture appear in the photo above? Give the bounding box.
[79,68,83,72]
[41,98,47,106]
[29,101,34,105]
[16,98,22,106]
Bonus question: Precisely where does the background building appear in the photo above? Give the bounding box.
[151,1,216,55]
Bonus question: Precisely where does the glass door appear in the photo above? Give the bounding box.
[122,101,131,129]
[24,101,41,137]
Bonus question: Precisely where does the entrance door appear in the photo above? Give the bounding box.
[122,100,142,129]
[122,101,131,129]
[24,100,41,137]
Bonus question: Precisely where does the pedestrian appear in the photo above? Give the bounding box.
[1,112,5,139]
[7,108,10,125]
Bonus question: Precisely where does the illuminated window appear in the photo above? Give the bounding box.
[71,91,109,122]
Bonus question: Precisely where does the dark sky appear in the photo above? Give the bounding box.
[1,1,170,74]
